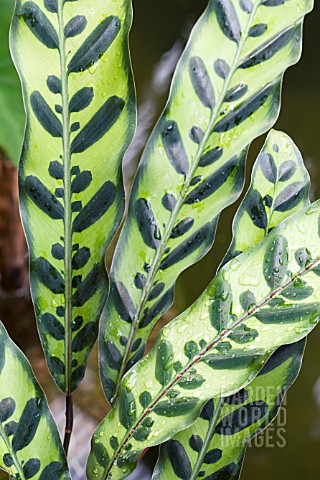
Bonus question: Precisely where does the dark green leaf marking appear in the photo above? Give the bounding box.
[213,83,275,133]
[69,87,93,113]
[216,401,269,435]
[47,356,65,375]
[39,462,65,480]
[111,281,136,324]
[162,121,189,175]
[154,397,199,418]
[274,182,307,212]
[170,218,194,239]
[224,83,248,102]
[0,398,16,422]
[72,321,98,352]
[47,75,61,94]
[72,246,90,269]
[139,289,174,328]
[185,156,241,205]
[20,2,58,49]
[215,0,242,43]
[255,303,317,324]
[278,160,296,181]
[64,15,87,38]
[189,56,215,109]
[156,340,173,386]
[72,181,117,232]
[72,264,104,307]
[135,198,161,250]
[165,440,192,480]
[12,398,42,452]
[41,313,65,341]
[162,193,176,212]
[44,0,58,13]
[263,235,288,288]
[23,458,41,479]
[70,96,125,154]
[71,170,92,193]
[247,190,268,230]
[68,16,121,73]
[249,23,268,37]
[30,92,62,137]
[260,152,277,183]
[210,279,233,331]
[119,387,136,429]
[104,341,123,371]
[239,28,293,69]
[214,58,230,79]
[198,147,223,168]
[33,257,64,294]
[159,224,212,270]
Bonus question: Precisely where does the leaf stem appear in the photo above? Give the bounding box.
[58,0,72,396]
[63,394,74,456]
[190,398,224,480]
[57,0,73,454]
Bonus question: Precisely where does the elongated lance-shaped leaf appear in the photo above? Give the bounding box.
[152,129,311,480]
[100,0,314,403]
[152,340,306,480]
[222,129,311,266]
[0,322,70,480]
[10,0,135,393]
[88,200,320,480]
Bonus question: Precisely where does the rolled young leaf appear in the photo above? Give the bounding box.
[10,0,135,393]
[152,129,311,480]
[100,0,314,403]
[0,322,70,479]
[88,199,320,480]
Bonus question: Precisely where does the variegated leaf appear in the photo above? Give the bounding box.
[223,129,310,266]
[10,0,135,393]
[152,340,305,480]
[152,129,310,480]
[88,200,320,480]
[0,322,70,479]
[100,0,313,403]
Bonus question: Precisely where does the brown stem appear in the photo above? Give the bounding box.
[63,394,74,456]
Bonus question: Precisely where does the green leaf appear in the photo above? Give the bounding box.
[99,0,314,403]
[152,129,311,480]
[223,129,310,265]
[87,200,320,479]
[0,322,70,480]
[10,0,135,393]
[152,341,305,480]
[0,0,25,164]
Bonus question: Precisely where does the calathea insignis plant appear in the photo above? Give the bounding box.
[10,0,135,451]
[0,0,318,479]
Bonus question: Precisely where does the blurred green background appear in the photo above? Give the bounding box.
[0,0,320,478]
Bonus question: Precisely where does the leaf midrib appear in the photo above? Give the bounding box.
[114,2,260,397]
[0,422,26,480]
[189,397,224,480]
[188,153,298,480]
[58,3,72,395]
[104,252,320,478]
